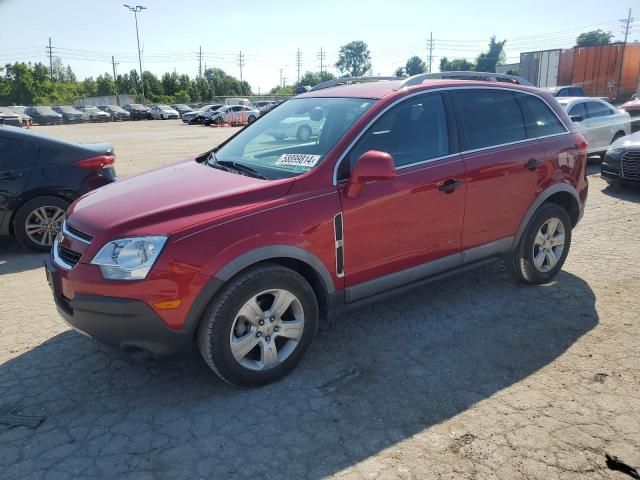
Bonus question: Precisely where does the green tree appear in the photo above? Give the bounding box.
[576,29,614,47]
[335,41,372,77]
[475,37,506,73]
[405,56,426,76]
[95,73,115,96]
[296,71,336,87]
[161,71,180,96]
[269,85,294,95]
[174,90,191,103]
[394,66,406,77]
[439,57,475,71]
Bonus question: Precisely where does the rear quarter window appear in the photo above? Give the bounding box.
[517,94,566,138]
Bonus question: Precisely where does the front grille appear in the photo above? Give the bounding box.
[57,244,82,267]
[65,223,93,242]
[621,151,640,181]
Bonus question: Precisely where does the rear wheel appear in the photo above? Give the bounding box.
[247,115,256,124]
[296,125,312,142]
[197,263,318,387]
[214,116,224,125]
[508,203,572,284]
[14,196,69,252]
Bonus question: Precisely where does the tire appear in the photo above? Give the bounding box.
[14,196,69,252]
[508,203,572,285]
[296,125,312,142]
[197,263,319,387]
[247,115,256,124]
[214,116,224,125]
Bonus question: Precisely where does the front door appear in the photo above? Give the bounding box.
[338,92,466,301]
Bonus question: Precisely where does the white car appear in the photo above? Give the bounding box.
[266,115,324,141]
[205,105,260,125]
[149,105,180,120]
[557,97,631,156]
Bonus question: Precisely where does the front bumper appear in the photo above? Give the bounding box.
[44,257,193,363]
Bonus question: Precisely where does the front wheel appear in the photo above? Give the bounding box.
[247,115,256,124]
[197,263,319,387]
[14,196,69,252]
[508,203,572,284]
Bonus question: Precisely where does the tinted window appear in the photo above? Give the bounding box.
[557,88,570,96]
[568,102,587,119]
[454,90,525,150]
[0,137,38,170]
[349,93,449,170]
[586,102,612,118]
[569,87,583,96]
[517,94,566,138]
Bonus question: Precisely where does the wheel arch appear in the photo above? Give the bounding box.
[184,246,335,339]
[6,191,76,236]
[513,184,581,248]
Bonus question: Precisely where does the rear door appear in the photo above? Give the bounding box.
[585,101,618,150]
[0,134,38,228]
[451,88,546,250]
[338,92,467,299]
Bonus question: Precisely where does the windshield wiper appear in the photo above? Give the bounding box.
[207,152,267,180]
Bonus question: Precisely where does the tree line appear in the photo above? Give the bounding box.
[0,61,251,106]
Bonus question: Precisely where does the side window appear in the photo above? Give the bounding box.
[568,102,587,119]
[557,88,569,96]
[517,94,566,138]
[586,102,612,118]
[347,93,450,171]
[0,137,38,170]
[570,87,583,96]
[232,106,243,112]
[453,90,525,150]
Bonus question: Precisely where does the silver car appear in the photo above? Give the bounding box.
[149,105,180,120]
[206,105,260,125]
[77,106,111,122]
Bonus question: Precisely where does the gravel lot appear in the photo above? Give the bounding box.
[1,121,639,479]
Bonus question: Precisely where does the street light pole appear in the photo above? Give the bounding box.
[123,4,146,102]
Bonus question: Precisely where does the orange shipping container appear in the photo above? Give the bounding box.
[560,43,640,101]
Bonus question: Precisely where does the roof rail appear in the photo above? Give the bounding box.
[309,76,401,92]
[399,71,533,88]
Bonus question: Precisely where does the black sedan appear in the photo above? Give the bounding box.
[602,131,640,186]
[24,106,63,125]
[0,125,117,251]
[123,103,152,120]
[171,103,193,118]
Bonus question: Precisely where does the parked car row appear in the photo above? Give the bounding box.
[182,104,261,126]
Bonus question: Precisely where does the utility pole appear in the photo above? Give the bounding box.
[279,69,283,88]
[317,48,326,74]
[198,46,202,78]
[123,4,147,102]
[618,9,634,100]
[47,37,54,80]
[112,56,119,97]
[427,32,434,73]
[238,50,245,82]
[296,48,302,83]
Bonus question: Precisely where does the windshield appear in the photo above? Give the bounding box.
[36,107,56,114]
[213,97,375,179]
[158,105,171,110]
[109,105,126,112]
[129,104,145,110]
[58,106,77,112]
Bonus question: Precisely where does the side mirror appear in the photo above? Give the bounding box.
[570,115,584,123]
[345,150,396,199]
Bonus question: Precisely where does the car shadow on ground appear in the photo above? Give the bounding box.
[0,263,598,479]
[0,238,47,275]
[601,183,640,202]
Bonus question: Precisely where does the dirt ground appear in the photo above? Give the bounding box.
[0,120,639,479]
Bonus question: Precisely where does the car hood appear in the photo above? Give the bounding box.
[66,159,291,240]
[611,130,640,149]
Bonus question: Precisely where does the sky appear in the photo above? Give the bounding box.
[0,0,638,94]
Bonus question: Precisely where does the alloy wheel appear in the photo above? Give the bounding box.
[24,206,65,247]
[532,217,565,273]
[229,289,305,371]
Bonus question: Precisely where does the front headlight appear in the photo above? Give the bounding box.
[91,236,167,280]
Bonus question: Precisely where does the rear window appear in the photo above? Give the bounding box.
[586,102,612,118]
[568,102,587,119]
[517,94,566,138]
[453,90,525,150]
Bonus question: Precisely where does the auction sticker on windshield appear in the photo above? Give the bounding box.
[276,154,321,169]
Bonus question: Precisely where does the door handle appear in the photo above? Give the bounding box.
[438,179,463,193]
[0,171,23,180]
[525,158,543,171]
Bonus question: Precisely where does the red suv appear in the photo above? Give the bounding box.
[45,77,588,387]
